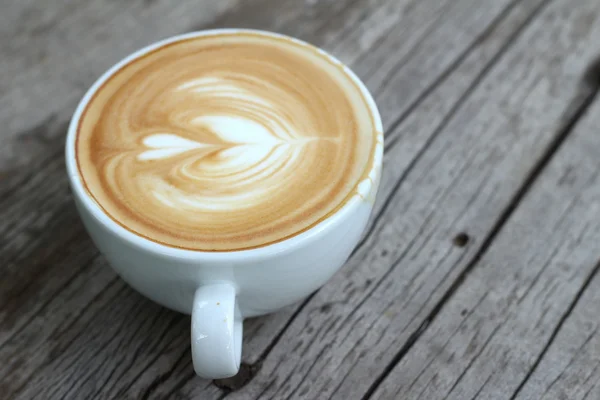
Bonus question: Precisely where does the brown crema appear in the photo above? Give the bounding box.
[76,31,377,251]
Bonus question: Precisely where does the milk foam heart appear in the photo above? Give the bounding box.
[76,31,381,251]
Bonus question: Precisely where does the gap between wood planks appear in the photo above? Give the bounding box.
[508,262,600,400]
[0,1,494,397]
[348,0,544,261]
[210,0,560,394]
[505,58,600,400]
[4,0,594,397]
[0,0,556,396]
[212,0,555,393]
[359,52,600,400]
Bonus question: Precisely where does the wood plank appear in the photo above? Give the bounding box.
[372,70,600,399]
[0,0,243,170]
[163,0,558,397]
[218,0,600,399]
[0,0,454,398]
[0,2,283,399]
[0,0,243,342]
[0,0,390,353]
[514,263,600,400]
[0,0,539,398]
[2,1,597,400]
[0,0,458,172]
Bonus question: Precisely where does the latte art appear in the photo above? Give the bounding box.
[76,31,380,251]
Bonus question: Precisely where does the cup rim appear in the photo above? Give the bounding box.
[65,28,383,262]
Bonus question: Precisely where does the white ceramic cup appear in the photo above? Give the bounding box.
[65,29,383,379]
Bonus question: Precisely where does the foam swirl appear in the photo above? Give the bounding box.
[76,32,379,251]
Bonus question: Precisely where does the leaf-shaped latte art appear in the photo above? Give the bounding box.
[77,32,381,251]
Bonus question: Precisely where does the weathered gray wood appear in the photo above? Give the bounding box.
[514,261,600,400]
[0,2,532,399]
[147,0,570,398]
[3,0,600,399]
[164,2,557,398]
[0,0,459,398]
[0,0,242,170]
[0,2,279,399]
[220,0,600,399]
[372,73,600,400]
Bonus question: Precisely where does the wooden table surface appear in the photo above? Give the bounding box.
[3,0,600,399]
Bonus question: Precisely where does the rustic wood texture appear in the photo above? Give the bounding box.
[372,56,600,400]
[2,0,600,399]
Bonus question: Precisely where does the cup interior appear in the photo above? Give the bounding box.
[65,29,383,262]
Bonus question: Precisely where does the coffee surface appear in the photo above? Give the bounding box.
[76,31,378,251]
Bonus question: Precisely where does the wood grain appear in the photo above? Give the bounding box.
[147,0,560,396]
[0,0,447,398]
[220,0,600,399]
[514,264,600,400]
[373,68,600,400]
[0,0,243,170]
[3,0,600,399]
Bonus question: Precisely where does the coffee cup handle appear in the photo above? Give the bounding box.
[191,283,242,379]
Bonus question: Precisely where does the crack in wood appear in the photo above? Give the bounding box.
[372,0,456,96]
[506,149,600,391]
[382,0,525,153]
[94,312,183,398]
[442,322,503,400]
[111,314,184,397]
[137,347,191,400]
[3,0,384,396]
[280,344,332,400]
[536,327,598,400]
[510,262,600,400]
[349,0,551,264]
[467,373,494,400]
[359,26,600,400]
[5,281,130,399]
[0,117,68,200]
[0,6,539,389]
[53,298,153,400]
[515,246,561,307]
[5,0,600,397]
[581,370,600,400]
[0,251,101,350]
[311,0,366,42]
[402,293,488,397]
